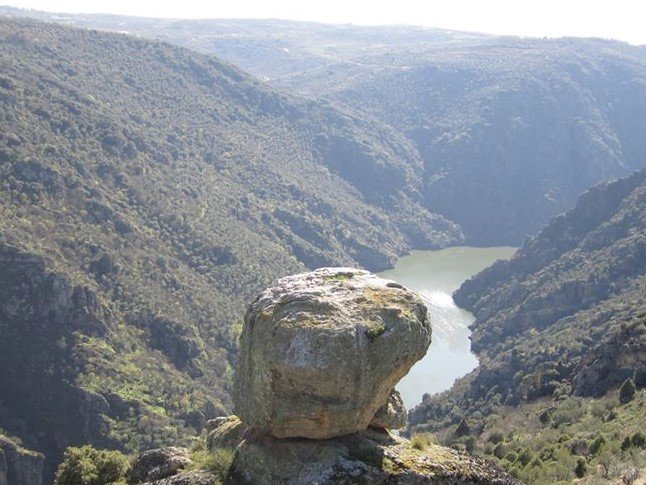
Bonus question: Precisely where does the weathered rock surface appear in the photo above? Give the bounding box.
[142,471,218,485]
[370,389,408,430]
[227,429,518,485]
[0,436,43,485]
[206,416,247,451]
[130,447,191,483]
[234,268,431,439]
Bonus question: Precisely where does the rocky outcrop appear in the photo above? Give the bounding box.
[370,389,408,430]
[0,435,44,485]
[206,416,247,451]
[234,267,431,440]
[228,428,517,485]
[226,268,516,484]
[573,321,646,397]
[141,471,217,485]
[130,447,192,483]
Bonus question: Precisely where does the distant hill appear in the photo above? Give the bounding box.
[409,168,646,483]
[0,17,461,477]
[3,8,646,244]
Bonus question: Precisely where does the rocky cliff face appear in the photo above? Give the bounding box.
[0,245,121,474]
[228,428,518,485]
[0,435,44,485]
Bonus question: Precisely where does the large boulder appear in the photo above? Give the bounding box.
[227,429,519,485]
[234,267,431,439]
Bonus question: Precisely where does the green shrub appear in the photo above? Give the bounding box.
[517,447,534,467]
[53,445,130,485]
[589,434,607,455]
[574,457,587,478]
[454,418,470,436]
[410,433,435,451]
[631,431,646,448]
[605,409,618,422]
[508,466,522,479]
[528,456,543,468]
[464,436,477,453]
[539,445,556,461]
[538,409,552,425]
[551,398,583,427]
[505,450,518,463]
[189,448,234,480]
[622,431,646,451]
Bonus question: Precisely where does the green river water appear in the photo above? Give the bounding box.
[379,246,516,410]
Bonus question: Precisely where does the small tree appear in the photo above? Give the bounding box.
[493,442,506,459]
[517,447,534,467]
[589,434,607,455]
[464,436,477,453]
[54,445,130,485]
[631,431,646,449]
[574,457,587,478]
[619,378,636,404]
[455,417,470,437]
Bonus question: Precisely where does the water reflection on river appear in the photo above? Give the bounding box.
[379,246,516,410]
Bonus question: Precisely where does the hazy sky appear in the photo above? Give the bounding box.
[4,0,646,45]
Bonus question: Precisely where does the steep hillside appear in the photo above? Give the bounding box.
[4,10,646,244]
[409,169,646,483]
[325,40,646,244]
[0,17,461,477]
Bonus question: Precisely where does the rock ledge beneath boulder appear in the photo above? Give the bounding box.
[228,428,519,485]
